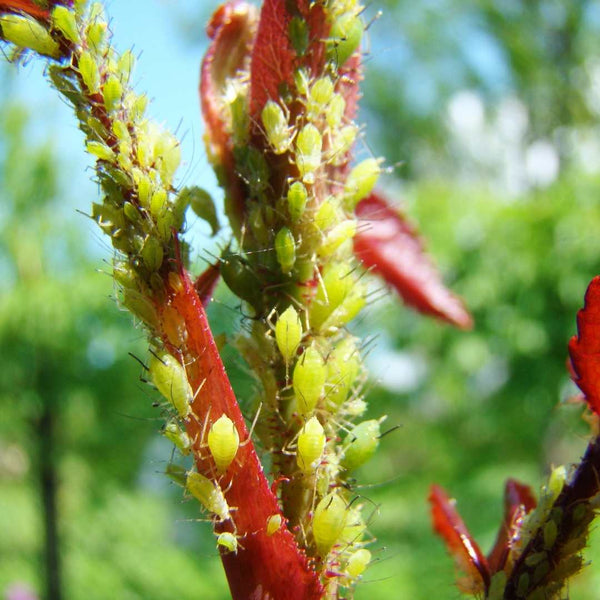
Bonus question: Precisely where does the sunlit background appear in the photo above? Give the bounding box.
[2,1,600,598]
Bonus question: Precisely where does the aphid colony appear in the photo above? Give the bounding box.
[1,0,385,591]
[203,0,385,589]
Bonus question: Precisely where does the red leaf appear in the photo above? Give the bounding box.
[163,267,323,600]
[569,276,600,415]
[0,0,49,19]
[194,262,220,306]
[487,479,536,574]
[429,484,489,593]
[200,2,257,232]
[354,192,473,329]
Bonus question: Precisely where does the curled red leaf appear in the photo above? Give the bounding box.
[249,0,329,118]
[568,276,600,415]
[194,262,220,306]
[429,484,489,593]
[354,192,473,329]
[487,478,536,574]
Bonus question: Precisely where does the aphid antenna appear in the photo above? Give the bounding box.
[351,472,404,491]
[378,424,400,440]
[242,401,263,444]
[128,351,149,371]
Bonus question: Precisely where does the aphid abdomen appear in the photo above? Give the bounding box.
[208,414,240,474]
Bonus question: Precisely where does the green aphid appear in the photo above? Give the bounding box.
[183,186,220,236]
[345,548,371,579]
[52,6,80,45]
[341,419,381,471]
[0,13,60,58]
[207,414,240,474]
[185,471,230,521]
[141,236,164,272]
[121,289,159,330]
[326,336,361,408]
[149,350,193,419]
[261,100,293,155]
[287,181,308,222]
[312,493,347,556]
[216,532,238,554]
[103,74,123,113]
[78,50,100,94]
[327,13,363,67]
[234,146,270,197]
[275,305,303,364]
[293,345,326,416]
[275,227,296,274]
[344,158,381,209]
[289,16,309,56]
[295,124,322,184]
[297,416,326,473]
[163,421,192,455]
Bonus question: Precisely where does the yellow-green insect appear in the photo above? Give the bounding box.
[149,350,193,419]
[345,548,371,579]
[266,514,283,536]
[297,416,326,473]
[261,100,294,155]
[341,419,381,471]
[312,493,348,556]
[185,471,230,521]
[216,531,238,554]
[295,123,322,184]
[293,345,326,415]
[275,305,303,364]
[207,414,240,474]
[162,420,192,455]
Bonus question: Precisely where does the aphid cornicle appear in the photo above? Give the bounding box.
[207,414,240,474]
[185,471,230,521]
[149,350,193,419]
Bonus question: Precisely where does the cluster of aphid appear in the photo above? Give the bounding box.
[207,0,386,591]
[1,0,384,593]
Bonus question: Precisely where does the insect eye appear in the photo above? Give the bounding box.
[207,414,240,474]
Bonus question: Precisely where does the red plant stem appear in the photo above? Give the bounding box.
[162,265,323,600]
